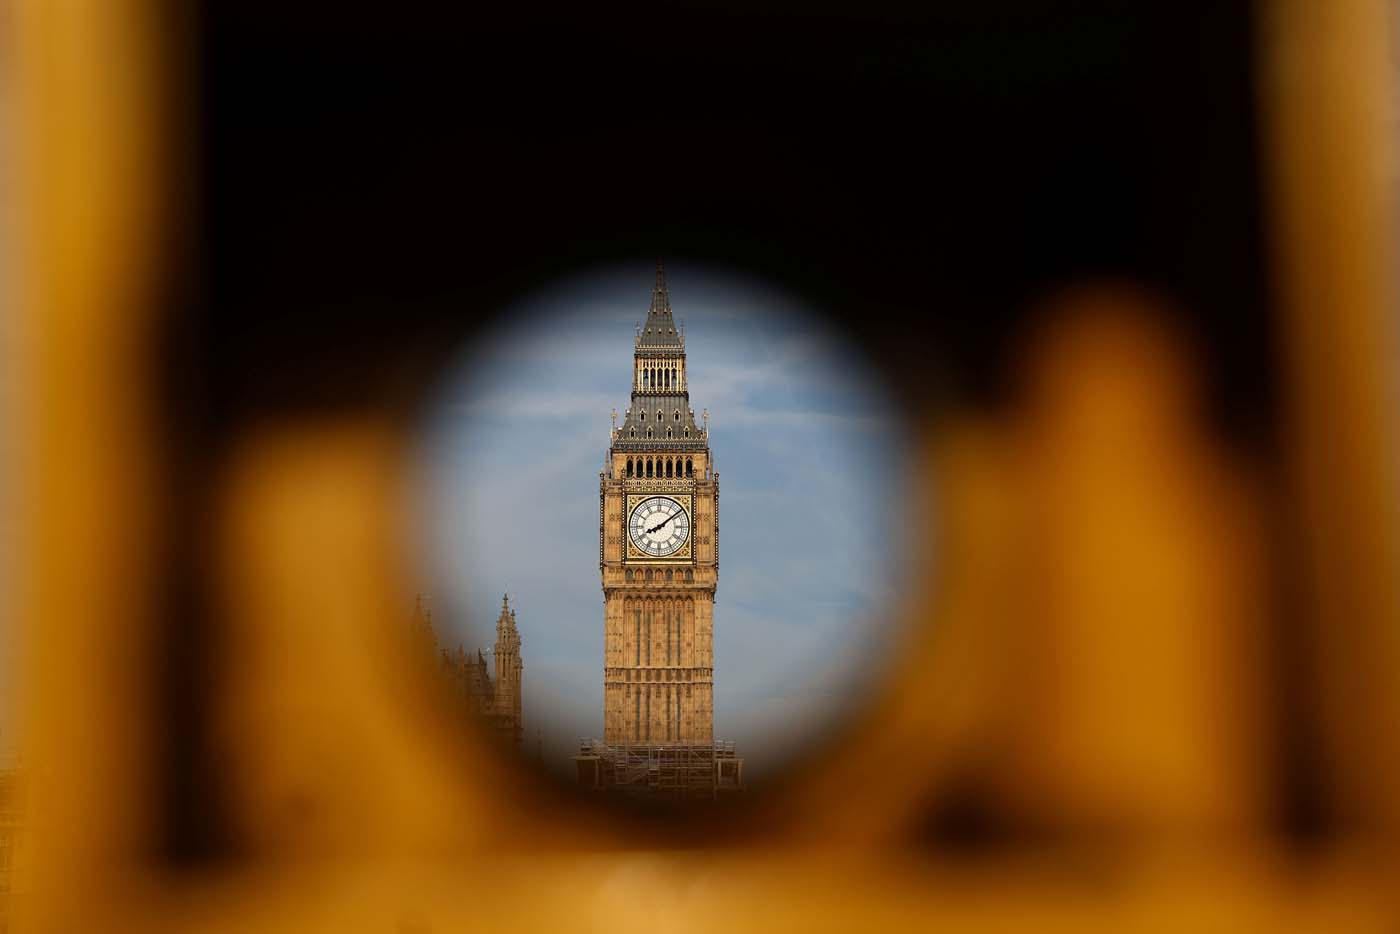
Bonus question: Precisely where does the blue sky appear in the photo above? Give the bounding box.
[409,262,915,781]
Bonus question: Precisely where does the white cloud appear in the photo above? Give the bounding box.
[450,391,620,421]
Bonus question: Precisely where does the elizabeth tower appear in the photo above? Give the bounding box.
[599,264,717,746]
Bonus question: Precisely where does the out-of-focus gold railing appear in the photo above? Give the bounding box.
[5,1,1400,931]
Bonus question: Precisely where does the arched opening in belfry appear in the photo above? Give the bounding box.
[666,459,673,478]
[626,458,633,477]
[686,457,693,477]
[646,459,653,478]
[664,368,670,389]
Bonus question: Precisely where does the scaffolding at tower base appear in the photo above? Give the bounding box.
[573,739,744,799]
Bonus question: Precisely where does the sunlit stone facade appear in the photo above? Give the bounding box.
[599,264,719,745]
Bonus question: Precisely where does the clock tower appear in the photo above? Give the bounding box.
[599,263,718,746]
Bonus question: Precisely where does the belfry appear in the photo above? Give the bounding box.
[576,263,742,797]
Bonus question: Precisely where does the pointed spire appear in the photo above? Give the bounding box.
[638,259,682,348]
[650,259,670,316]
[497,593,519,639]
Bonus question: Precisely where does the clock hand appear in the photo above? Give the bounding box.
[645,510,687,535]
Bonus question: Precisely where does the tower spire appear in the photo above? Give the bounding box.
[650,260,670,316]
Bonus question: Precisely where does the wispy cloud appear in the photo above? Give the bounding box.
[450,391,620,421]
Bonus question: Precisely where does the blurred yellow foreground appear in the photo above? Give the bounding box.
[6,1,1400,930]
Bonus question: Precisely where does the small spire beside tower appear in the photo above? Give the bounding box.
[493,593,524,749]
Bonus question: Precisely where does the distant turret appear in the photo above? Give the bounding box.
[411,593,523,747]
[493,594,524,749]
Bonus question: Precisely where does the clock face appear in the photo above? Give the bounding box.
[628,495,691,558]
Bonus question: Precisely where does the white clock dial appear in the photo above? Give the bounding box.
[628,496,691,557]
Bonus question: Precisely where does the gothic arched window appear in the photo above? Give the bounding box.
[666,459,673,478]
[645,569,653,581]
[684,569,693,581]
[665,569,673,581]
[626,458,633,477]
[625,569,633,581]
[686,458,693,478]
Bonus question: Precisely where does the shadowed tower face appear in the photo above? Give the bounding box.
[600,263,718,745]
